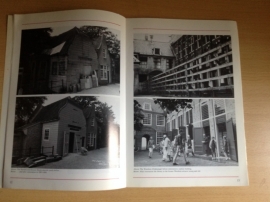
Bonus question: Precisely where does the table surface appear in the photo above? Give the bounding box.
[0,0,270,201]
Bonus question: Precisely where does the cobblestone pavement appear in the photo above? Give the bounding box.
[78,84,120,95]
[134,150,238,167]
[14,148,119,169]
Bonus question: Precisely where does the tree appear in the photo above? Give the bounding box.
[153,99,193,113]
[134,100,144,132]
[15,97,47,128]
[79,26,120,59]
[20,28,53,66]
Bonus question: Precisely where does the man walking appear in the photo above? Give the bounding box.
[173,129,190,165]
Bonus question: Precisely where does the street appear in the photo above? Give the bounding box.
[13,148,119,169]
[134,150,238,167]
[78,84,120,95]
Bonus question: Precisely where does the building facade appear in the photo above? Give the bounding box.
[134,35,175,95]
[166,99,238,161]
[150,35,233,97]
[13,97,98,160]
[17,27,113,94]
[134,98,166,150]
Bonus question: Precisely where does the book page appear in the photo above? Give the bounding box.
[126,18,248,187]
[0,16,14,188]
[2,9,126,191]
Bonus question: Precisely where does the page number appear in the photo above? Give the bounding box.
[237,179,240,182]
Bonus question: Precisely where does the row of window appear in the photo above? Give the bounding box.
[167,99,228,131]
[143,113,165,126]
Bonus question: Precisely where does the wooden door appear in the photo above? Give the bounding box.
[193,127,203,155]
[226,119,238,161]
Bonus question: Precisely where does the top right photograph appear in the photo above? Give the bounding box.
[133,34,234,98]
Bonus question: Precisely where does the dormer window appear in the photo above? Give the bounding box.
[143,102,152,111]
[152,48,161,55]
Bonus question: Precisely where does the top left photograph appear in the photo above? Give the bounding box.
[16,26,121,95]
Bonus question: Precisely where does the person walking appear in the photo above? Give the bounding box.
[162,134,170,161]
[222,136,230,160]
[209,136,217,160]
[147,136,154,158]
[186,135,194,157]
[173,130,190,165]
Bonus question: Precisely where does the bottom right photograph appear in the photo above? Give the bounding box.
[134,98,238,167]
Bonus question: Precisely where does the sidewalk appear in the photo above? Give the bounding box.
[13,148,119,169]
[78,83,120,95]
[134,150,238,167]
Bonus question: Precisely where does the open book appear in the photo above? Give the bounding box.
[0,9,248,190]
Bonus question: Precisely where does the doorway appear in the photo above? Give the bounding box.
[141,134,150,150]
[69,132,75,153]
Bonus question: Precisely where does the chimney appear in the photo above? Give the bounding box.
[145,35,148,41]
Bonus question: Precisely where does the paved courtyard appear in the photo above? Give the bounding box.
[78,84,120,95]
[134,150,238,167]
[13,148,119,169]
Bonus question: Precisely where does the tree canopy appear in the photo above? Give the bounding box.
[15,97,47,128]
[134,100,144,131]
[79,26,120,59]
[153,99,193,114]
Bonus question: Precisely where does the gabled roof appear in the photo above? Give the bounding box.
[135,98,165,114]
[48,27,89,56]
[133,39,174,57]
[29,97,83,124]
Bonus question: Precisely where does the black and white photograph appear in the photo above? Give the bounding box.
[12,96,120,169]
[17,26,120,95]
[134,98,238,166]
[134,34,234,98]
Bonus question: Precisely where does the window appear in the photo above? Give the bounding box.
[201,104,209,120]
[102,48,106,58]
[143,103,151,111]
[154,58,161,68]
[88,133,96,147]
[140,57,147,68]
[52,62,58,75]
[166,59,172,69]
[44,129,49,140]
[90,119,95,126]
[58,62,65,75]
[152,48,161,55]
[215,99,225,115]
[157,132,164,145]
[156,115,165,126]
[100,65,108,80]
[143,113,152,125]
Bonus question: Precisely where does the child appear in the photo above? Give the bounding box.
[209,136,217,160]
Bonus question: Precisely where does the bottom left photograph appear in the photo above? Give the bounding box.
[12,95,120,169]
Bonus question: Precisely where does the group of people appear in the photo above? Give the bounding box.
[147,130,191,165]
[207,135,230,160]
[147,131,231,164]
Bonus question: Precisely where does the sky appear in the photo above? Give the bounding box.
[134,34,177,43]
[50,26,120,40]
[43,95,120,124]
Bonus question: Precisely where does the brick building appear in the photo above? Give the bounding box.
[134,98,166,150]
[166,99,238,161]
[13,97,98,159]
